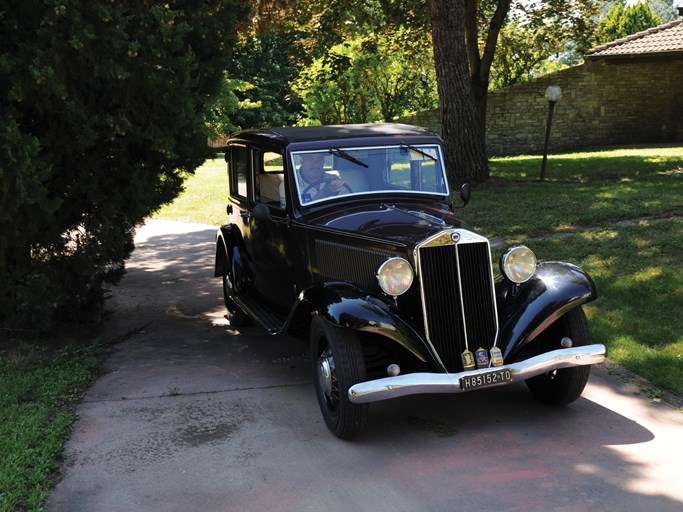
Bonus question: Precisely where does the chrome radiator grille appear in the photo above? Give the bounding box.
[416,231,498,372]
[315,240,391,291]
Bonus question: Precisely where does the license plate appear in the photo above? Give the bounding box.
[459,368,512,391]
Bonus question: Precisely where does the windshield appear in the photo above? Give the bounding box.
[291,144,449,205]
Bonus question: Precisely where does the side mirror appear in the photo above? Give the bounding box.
[460,183,471,205]
[451,183,471,210]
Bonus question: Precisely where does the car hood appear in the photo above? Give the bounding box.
[305,203,467,247]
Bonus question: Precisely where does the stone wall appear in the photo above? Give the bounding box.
[397,58,683,156]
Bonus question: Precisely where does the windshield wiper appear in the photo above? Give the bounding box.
[328,146,369,168]
[400,141,437,161]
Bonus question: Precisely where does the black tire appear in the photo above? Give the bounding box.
[222,275,250,327]
[525,306,592,405]
[310,316,368,439]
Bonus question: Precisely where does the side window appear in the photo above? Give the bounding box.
[229,145,249,199]
[263,152,283,172]
[257,151,286,208]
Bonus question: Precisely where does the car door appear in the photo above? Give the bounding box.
[227,144,298,315]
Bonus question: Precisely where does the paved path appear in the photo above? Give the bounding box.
[47,220,683,512]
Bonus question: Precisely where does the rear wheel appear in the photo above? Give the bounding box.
[310,316,368,439]
[525,307,592,405]
[222,275,250,327]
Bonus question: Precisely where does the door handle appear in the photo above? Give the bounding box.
[239,210,252,219]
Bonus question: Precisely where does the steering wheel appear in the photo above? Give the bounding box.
[302,177,353,196]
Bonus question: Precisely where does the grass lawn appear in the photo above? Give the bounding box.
[466,146,683,397]
[0,339,104,511]
[154,155,229,225]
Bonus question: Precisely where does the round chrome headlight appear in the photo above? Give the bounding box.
[376,257,414,296]
[500,245,537,284]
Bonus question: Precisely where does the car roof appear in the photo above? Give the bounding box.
[229,123,440,146]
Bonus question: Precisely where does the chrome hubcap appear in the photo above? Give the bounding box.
[317,348,334,399]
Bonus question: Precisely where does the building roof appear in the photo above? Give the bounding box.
[586,18,683,59]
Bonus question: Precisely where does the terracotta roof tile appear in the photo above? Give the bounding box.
[586,19,683,58]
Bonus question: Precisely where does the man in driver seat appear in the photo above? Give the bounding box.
[298,153,345,201]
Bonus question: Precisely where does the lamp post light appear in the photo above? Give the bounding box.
[540,85,562,182]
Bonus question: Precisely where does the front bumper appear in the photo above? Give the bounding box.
[348,344,606,404]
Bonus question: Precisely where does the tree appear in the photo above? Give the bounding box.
[224,1,439,129]
[294,39,377,124]
[429,0,488,187]
[596,1,663,45]
[648,0,679,23]
[0,0,248,331]
[293,30,438,126]
[226,33,302,130]
[490,1,600,89]
[429,0,599,186]
[206,75,262,137]
[361,29,439,121]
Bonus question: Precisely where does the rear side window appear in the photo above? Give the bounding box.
[229,145,249,199]
[256,151,286,207]
[263,152,284,173]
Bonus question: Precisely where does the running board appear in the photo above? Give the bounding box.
[233,294,286,334]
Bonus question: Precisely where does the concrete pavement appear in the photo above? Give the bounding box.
[46,220,683,512]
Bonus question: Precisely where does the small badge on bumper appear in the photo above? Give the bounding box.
[490,346,504,367]
[461,349,475,370]
[475,347,490,368]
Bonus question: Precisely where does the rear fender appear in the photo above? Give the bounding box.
[496,261,597,360]
[214,225,250,293]
[295,282,442,369]
[214,225,232,278]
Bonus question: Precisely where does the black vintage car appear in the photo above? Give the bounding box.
[214,123,606,439]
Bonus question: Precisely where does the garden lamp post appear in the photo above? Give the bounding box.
[540,85,562,182]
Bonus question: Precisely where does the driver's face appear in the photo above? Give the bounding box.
[300,153,325,183]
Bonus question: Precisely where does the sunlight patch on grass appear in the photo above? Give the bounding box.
[632,267,663,283]
[489,146,683,182]
[531,218,683,396]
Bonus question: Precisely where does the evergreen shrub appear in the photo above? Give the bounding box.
[0,0,247,331]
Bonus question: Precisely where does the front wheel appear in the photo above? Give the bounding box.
[310,316,368,439]
[525,307,592,405]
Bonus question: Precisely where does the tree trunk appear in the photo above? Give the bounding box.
[466,0,511,168]
[429,0,489,188]
[471,73,489,151]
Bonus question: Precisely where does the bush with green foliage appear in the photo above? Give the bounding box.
[0,0,248,332]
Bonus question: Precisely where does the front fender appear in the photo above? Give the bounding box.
[496,261,597,360]
[295,282,443,369]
